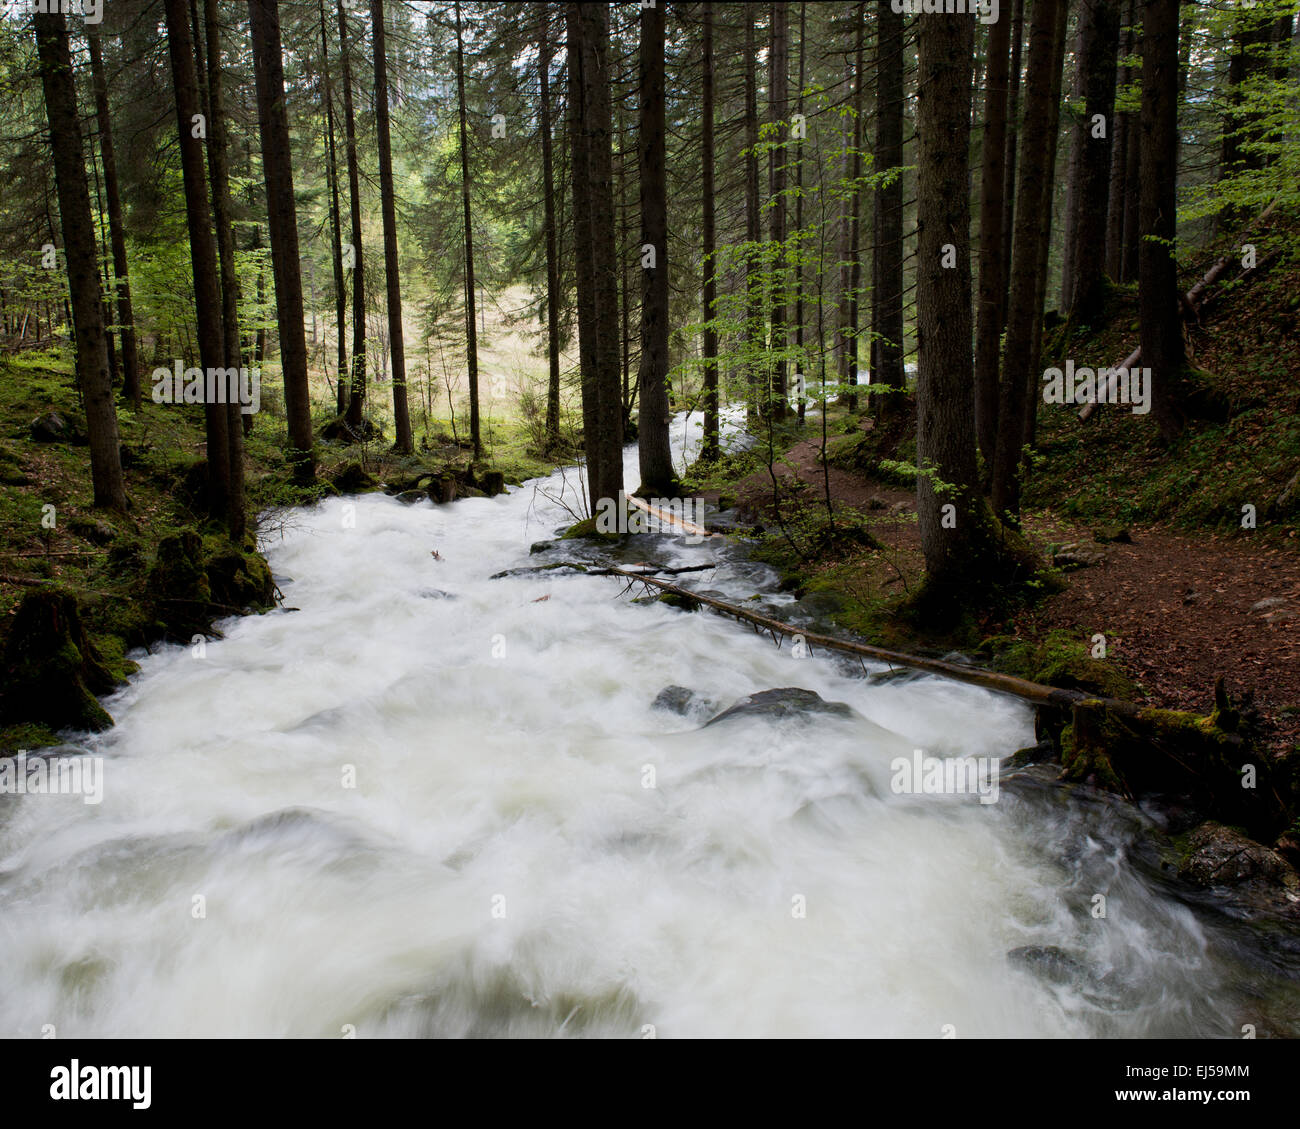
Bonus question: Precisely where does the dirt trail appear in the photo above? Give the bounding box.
[716,434,1300,756]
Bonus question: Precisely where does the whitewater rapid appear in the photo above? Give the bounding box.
[0,413,1278,1037]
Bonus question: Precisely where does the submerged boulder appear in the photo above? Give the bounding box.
[704,687,856,727]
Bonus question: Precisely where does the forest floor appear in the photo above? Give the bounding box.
[709,430,1300,763]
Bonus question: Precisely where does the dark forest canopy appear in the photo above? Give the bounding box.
[0,0,1296,615]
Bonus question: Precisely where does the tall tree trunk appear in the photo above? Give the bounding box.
[34,11,126,512]
[768,2,789,420]
[567,2,600,504]
[991,0,1063,519]
[163,0,231,519]
[974,1,1012,486]
[86,31,139,411]
[793,0,806,424]
[319,0,347,417]
[371,0,412,455]
[248,0,314,482]
[1021,0,1070,453]
[636,0,674,493]
[540,3,562,451]
[1105,0,1135,282]
[1140,0,1185,442]
[567,1,623,510]
[699,0,719,461]
[743,12,763,424]
[455,0,481,459]
[203,0,247,539]
[1067,0,1121,325]
[1059,18,1088,314]
[1000,0,1026,322]
[338,0,365,431]
[840,3,865,414]
[915,10,1002,610]
[1119,0,1142,285]
[872,0,905,419]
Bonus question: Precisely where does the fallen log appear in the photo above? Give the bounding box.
[600,566,1130,714]
[600,569,1281,833]
[1077,199,1278,422]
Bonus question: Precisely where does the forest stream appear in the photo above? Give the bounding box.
[2,416,1297,1038]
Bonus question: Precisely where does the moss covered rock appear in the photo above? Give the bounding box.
[0,588,119,733]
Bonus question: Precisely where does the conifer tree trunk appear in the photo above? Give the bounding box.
[455,0,481,458]
[86,31,139,410]
[872,0,905,419]
[540,4,562,451]
[743,12,762,422]
[337,0,366,431]
[699,0,719,460]
[371,0,413,454]
[768,2,789,421]
[566,1,623,509]
[248,0,314,481]
[319,0,347,417]
[1140,0,1186,441]
[840,3,865,414]
[991,0,1063,518]
[1066,0,1121,325]
[163,0,231,518]
[203,0,247,538]
[636,0,674,492]
[915,10,1003,609]
[34,10,126,513]
[974,1,1012,484]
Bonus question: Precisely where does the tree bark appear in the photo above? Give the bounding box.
[163,0,231,518]
[743,11,763,423]
[872,0,905,419]
[767,2,789,421]
[455,0,481,459]
[540,4,562,451]
[34,11,126,512]
[1000,0,1026,322]
[567,2,622,509]
[337,0,366,431]
[840,3,866,414]
[202,0,247,539]
[319,0,347,417]
[248,0,314,481]
[974,0,1012,486]
[371,0,413,455]
[86,30,139,411]
[991,0,1063,518]
[1139,0,1186,442]
[915,10,998,602]
[1105,0,1135,282]
[1066,0,1121,326]
[699,0,719,461]
[636,0,674,492]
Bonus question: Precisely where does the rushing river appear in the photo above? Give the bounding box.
[1,415,1294,1038]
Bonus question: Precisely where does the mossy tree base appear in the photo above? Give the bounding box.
[0,588,121,733]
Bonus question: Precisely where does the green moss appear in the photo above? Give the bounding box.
[561,516,622,543]
[0,722,60,756]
